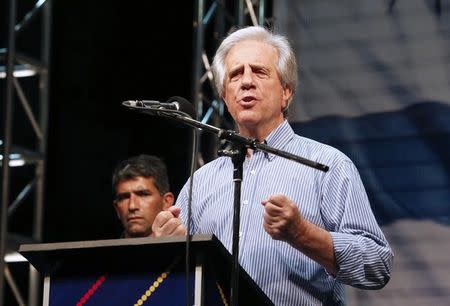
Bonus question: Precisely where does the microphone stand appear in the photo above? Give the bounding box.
[129,107,329,306]
[217,142,246,306]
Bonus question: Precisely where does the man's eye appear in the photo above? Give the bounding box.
[115,193,130,203]
[229,69,243,81]
[253,68,268,77]
[135,190,151,197]
[230,73,240,81]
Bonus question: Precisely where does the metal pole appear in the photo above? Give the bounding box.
[35,0,51,249]
[236,0,245,26]
[227,146,246,306]
[4,266,25,306]
[258,0,266,25]
[28,1,52,305]
[1,1,17,305]
[188,3,205,305]
[192,0,204,119]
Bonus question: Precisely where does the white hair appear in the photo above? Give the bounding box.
[211,26,298,114]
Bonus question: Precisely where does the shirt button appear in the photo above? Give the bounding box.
[242,200,249,205]
[239,231,243,238]
[250,170,256,175]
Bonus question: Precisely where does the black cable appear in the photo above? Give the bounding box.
[185,119,198,306]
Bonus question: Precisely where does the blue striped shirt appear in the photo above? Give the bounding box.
[176,120,393,305]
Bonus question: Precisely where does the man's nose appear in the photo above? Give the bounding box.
[241,67,254,88]
[128,194,140,210]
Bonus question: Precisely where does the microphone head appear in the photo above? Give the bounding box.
[122,100,143,107]
[166,96,196,118]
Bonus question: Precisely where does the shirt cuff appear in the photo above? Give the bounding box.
[330,231,362,281]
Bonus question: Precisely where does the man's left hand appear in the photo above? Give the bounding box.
[261,194,307,244]
[152,206,187,237]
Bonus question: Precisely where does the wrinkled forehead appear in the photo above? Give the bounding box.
[225,40,279,69]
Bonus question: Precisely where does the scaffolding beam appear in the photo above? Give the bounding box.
[0,1,52,305]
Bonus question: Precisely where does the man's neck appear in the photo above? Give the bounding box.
[238,119,285,142]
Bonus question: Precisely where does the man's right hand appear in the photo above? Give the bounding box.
[151,206,187,237]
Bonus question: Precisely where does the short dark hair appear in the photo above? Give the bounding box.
[112,155,170,194]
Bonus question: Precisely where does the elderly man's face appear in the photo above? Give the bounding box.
[114,176,173,238]
[222,40,292,140]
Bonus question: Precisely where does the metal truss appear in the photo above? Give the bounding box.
[192,0,272,166]
[0,0,52,305]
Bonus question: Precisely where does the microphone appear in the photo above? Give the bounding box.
[122,96,196,118]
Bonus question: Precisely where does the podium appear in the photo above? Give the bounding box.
[19,234,273,306]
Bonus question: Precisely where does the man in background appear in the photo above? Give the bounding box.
[112,154,185,238]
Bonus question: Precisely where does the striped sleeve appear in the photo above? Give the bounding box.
[322,158,394,288]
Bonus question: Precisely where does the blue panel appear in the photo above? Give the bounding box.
[292,101,450,226]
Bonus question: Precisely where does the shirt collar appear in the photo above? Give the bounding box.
[260,120,295,161]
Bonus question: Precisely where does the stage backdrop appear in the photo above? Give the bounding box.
[46,2,194,242]
[274,1,450,305]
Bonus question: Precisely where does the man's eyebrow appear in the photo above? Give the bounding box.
[114,192,130,203]
[116,188,150,196]
[116,191,131,196]
[116,191,131,197]
[228,65,244,76]
[228,63,268,75]
[134,189,151,194]
[133,187,150,192]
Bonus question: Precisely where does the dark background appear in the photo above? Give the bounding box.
[45,1,195,241]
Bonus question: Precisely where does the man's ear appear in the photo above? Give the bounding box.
[281,86,293,110]
[162,192,175,209]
